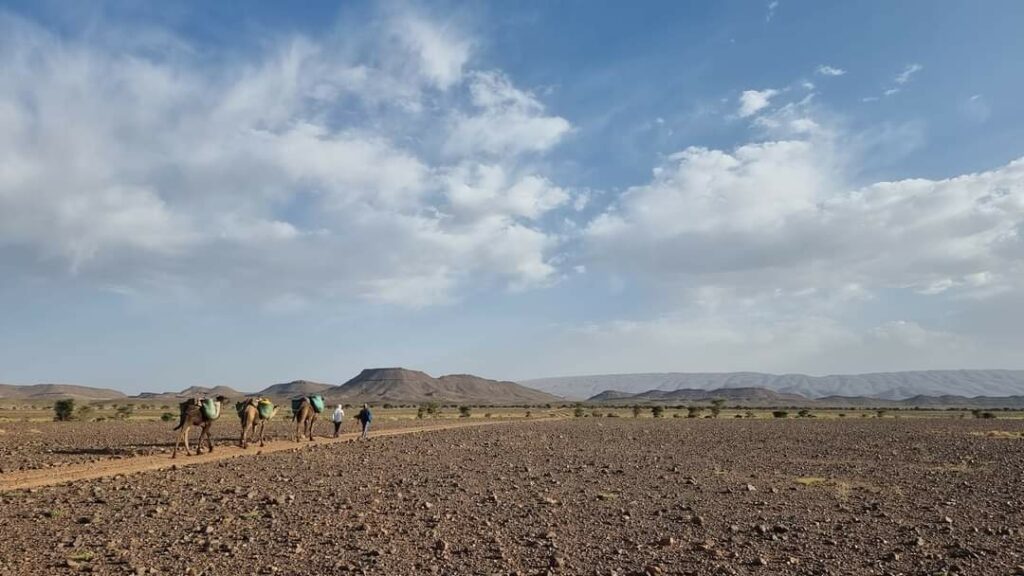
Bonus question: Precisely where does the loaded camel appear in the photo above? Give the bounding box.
[293,395,325,442]
[172,395,228,458]
[236,397,278,449]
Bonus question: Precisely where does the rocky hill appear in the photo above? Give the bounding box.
[0,383,127,401]
[257,380,333,397]
[135,385,245,401]
[524,370,1024,400]
[329,368,561,405]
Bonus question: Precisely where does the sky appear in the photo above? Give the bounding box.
[2,0,1024,393]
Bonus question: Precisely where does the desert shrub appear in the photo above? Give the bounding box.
[383,403,394,409]
[876,410,887,418]
[606,412,620,418]
[980,411,997,419]
[744,411,755,419]
[591,409,602,418]
[797,409,812,418]
[631,405,642,418]
[733,414,743,418]
[160,412,175,422]
[525,410,532,418]
[672,413,682,418]
[573,404,586,418]
[710,399,725,418]
[160,405,170,410]
[838,413,846,418]
[76,405,94,420]
[686,406,702,418]
[53,399,75,421]
[772,410,789,419]
[484,413,492,418]
[651,406,665,418]
[115,405,134,420]
[458,406,471,418]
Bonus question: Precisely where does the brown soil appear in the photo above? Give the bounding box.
[0,418,1022,575]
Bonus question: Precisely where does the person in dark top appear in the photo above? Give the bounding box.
[357,403,372,440]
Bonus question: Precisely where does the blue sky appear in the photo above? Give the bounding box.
[1,1,1023,392]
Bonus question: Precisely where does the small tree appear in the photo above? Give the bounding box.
[651,405,665,418]
[686,406,703,418]
[772,410,789,419]
[573,404,585,418]
[631,405,642,418]
[53,399,75,421]
[416,406,426,419]
[876,409,887,418]
[797,409,812,418]
[710,399,725,418]
[458,405,471,418]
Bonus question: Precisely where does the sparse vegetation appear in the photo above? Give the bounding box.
[797,409,813,418]
[115,405,134,420]
[458,406,471,418]
[710,399,725,418]
[687,406,702,418]
[772,410,789,419]
[573,404,586,418]
[651,405,664,418]
[160,412,175,422]
[631,405,642,418]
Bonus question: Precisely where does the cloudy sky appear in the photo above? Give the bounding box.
[2,1,1023,392]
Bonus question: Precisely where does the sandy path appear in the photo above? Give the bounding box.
[0,418,529,492]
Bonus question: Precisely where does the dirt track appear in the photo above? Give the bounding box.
[0,418,521,492]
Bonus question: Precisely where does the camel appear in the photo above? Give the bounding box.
[171,395,227,459]
[237,398,278,449]
[292,396,323,442]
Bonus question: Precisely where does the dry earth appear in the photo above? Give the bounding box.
[0,418,1022,575]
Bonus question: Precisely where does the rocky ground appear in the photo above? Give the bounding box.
[0,417,468,472]
[0,418,1022,575]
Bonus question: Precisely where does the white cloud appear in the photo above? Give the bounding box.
[766,1,779,22]
[444,71,571,157]
[585,120,1024,304]
[0,10,573,308]
[894,63,923,84]
[816,65,846,77]
[737,88,779,118]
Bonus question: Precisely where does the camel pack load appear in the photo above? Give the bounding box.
[292,394,325,417]
[256,398,275,419]
[200,398,221,420]
[234,397,275,420]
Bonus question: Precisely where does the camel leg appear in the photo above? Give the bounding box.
[257,421,266,447]
[295,415,303,443]
[172,427,184,459]
[204,424,214,453]
[308,417,315,441]
[183,426,192,456]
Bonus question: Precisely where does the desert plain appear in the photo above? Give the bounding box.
[0,412,1022,576]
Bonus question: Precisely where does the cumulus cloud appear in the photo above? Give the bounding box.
[737,89,779,118]
[585,119,1024,306]
[0,10,573,307]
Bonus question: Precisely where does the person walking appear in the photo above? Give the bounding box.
[331,404,345,438]
[357,403,372,440]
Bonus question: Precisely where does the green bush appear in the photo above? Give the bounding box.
[458,406,471,418]
[651,406,665,418]
[772,410,789,419]
[53,399,75,421]
[573,404,586,418]
[631,405,642,418]
[710,399,725,418]
[160,412,175,422]
[686,406,702,418]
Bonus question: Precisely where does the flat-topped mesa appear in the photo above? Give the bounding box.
[330,367,562,405]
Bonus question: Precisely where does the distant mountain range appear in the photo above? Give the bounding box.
[0,368,561,406]
[522,370,1024,401]
[588,387,1024,409]
[5,369,1024,408]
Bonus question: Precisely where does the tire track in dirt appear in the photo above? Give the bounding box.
[0,418,544,492]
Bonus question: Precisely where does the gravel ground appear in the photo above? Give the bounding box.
[0,418,1022,575]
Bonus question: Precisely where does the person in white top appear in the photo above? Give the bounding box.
[331,404,345,438]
